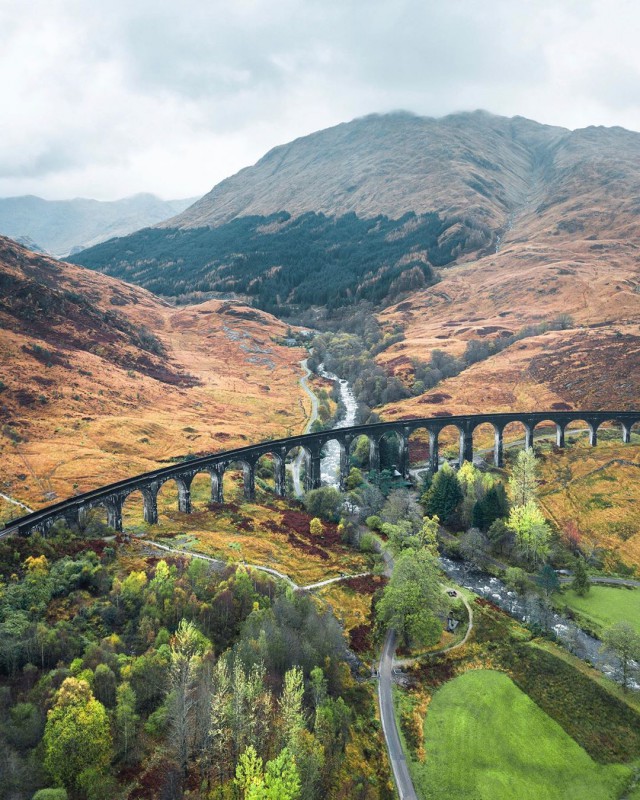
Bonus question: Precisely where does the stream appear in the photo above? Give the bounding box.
[317,364,359,485]
[439,556,639,689]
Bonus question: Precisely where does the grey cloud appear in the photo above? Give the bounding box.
[1,0,640,199]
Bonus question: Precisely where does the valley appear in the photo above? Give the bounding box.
[2,108,640,800]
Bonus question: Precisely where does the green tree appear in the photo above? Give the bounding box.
[235,746,301,800]
[115,682,138,762]
[601,622,640,691]
[279,666,305,749]
[421,463,463,526]
[504,567,532,595]
[376,548,445,648]
[345,467,364,490]
[457,462,484,528]
[571,557,590,596]
[472,483,509,531]
[507,502,551,567]
[302,487,342,522]
[459,527,489,571]
[417,515,440,554]
[536,564,560,599]
[93,664,116,709]
[508,448,538,507]
[43,678,112,797]
[503,566,531,595]
[169,619,210,776]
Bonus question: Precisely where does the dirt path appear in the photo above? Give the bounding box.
[143,539,372,592]
[0,492,34,514]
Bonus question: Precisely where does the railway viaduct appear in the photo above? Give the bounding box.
[3,410,639,537]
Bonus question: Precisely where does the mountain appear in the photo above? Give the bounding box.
[0,193,197,258]
[69,111,640,317]
[0,236,307,516]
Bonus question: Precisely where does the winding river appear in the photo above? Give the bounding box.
[317,364,359,485]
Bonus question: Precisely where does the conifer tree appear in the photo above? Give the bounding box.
[572,557,590,596]
[422,463,463,525]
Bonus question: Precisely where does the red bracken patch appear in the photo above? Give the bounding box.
[343,574,388,594]
[474,596,506,614]
[278,508,344,560]
[349,623,373,653]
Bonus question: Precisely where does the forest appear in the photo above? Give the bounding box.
[0,518,392,800]
[69,210,484,314]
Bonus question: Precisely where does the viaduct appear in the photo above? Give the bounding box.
[2,410,638,538]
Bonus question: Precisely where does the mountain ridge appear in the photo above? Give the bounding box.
[0,192,197,257]
[70,110,640,319]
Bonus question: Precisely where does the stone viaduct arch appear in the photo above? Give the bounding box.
[3,410,638,538]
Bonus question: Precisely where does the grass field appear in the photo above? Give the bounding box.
[560,585,640,637]
[410,670,634,800]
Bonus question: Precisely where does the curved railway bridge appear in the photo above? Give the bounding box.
[3,410,639,538]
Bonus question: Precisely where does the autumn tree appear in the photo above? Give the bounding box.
[508,448,538,507]
[309,518,324,537]
[43,677,112,797]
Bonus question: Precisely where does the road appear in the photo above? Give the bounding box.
[378,629,419,800]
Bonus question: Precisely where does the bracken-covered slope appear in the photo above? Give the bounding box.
[159,110,563,229]
[0,237,308,517]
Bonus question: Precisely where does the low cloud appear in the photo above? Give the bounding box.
[1,0,639,200]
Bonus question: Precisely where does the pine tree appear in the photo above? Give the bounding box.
[572,557,590,596]
[472,483,509,530]
[422,463,463,525]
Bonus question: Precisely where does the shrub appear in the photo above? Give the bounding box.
[32,790,68,800]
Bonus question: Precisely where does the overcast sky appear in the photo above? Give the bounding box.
[2,0,639,201]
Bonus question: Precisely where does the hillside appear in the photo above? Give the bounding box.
[69,111,640,321]
[0,193,195,257]
[0,237,308,520]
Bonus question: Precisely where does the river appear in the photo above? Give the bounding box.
[317,365,359,485]
[439,556,639,689]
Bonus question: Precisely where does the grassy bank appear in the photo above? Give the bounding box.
[558,585,640,637]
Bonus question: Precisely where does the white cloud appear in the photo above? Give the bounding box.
[1,0,640,200]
